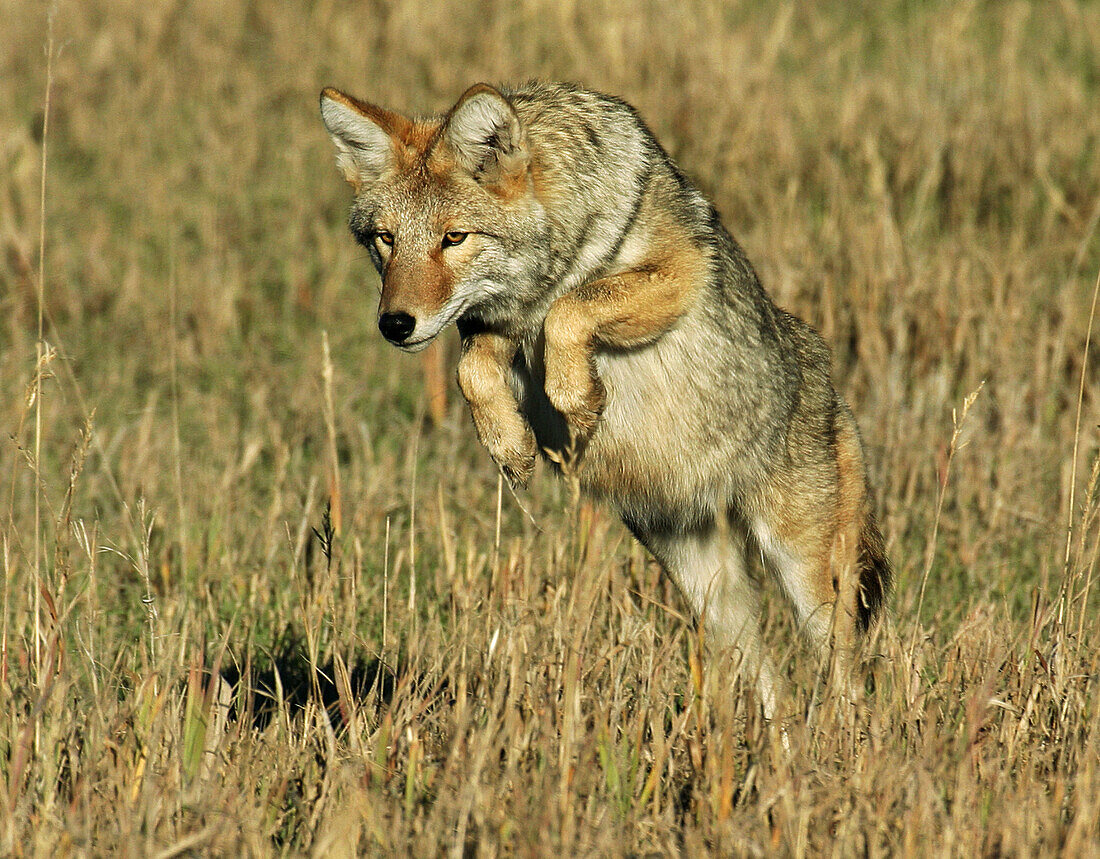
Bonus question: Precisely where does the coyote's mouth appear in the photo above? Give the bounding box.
[391,301,466,353]
[396,335,435,353]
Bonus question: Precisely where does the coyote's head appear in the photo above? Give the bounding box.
[321,84,547,351]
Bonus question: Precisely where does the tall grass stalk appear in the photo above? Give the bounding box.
[909,381,984,660]
[322,330,343,536]
[32,4,56,698]
[169,247,188,584]
[1060,266,1100,626]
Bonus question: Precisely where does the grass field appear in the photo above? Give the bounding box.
[3,0,1100,854]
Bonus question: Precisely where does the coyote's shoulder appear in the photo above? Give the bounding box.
[321,81,890,715]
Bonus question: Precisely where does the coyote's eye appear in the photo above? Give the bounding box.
[441,231,468,248]
[375,231,394,247]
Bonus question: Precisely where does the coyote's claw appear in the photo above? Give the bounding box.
[489,424,537,488]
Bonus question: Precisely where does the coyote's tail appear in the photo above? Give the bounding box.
[856,511,891,635]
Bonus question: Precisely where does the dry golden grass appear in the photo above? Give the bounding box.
[3,0,1099,854]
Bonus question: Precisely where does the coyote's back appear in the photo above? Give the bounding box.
[320,80,890,714]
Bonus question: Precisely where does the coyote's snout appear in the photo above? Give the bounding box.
[320,81,891,716]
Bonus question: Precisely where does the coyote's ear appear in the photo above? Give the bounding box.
[320,87,408,190]
[443,84,527,183]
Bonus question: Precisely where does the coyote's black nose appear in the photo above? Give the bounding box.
[378,312,416,344]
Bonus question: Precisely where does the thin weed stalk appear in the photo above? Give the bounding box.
[321,330,343,536]
[1073,453,1100,654]
[1059,266,1100,629]
[33,3,56,695]
[169,246,188,584]
[909,381,984,661]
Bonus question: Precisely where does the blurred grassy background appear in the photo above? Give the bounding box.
[3,0,1099,854]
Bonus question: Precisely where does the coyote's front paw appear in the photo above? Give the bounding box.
[457,330,536,486]
[544,304,606,441]
[544,358,606,440]
[461,385,538,488]
[483,416,537,487]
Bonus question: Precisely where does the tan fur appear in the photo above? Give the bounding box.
[378,247,454,321]
[830,412,869,660]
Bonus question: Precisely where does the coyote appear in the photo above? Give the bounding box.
[320,81,890,714]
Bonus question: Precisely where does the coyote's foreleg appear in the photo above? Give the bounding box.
[456,331,537,486]
[543,266,695,440]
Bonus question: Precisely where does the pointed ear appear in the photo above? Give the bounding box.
[320,87,409,190]
[442,84,527,181]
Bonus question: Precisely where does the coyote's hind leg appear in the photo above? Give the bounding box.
[752,408,889,698]
[637,520,782,718]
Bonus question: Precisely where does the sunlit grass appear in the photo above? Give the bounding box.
[2,0,1099,854]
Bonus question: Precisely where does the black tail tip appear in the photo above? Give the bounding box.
[856,515,891,635]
